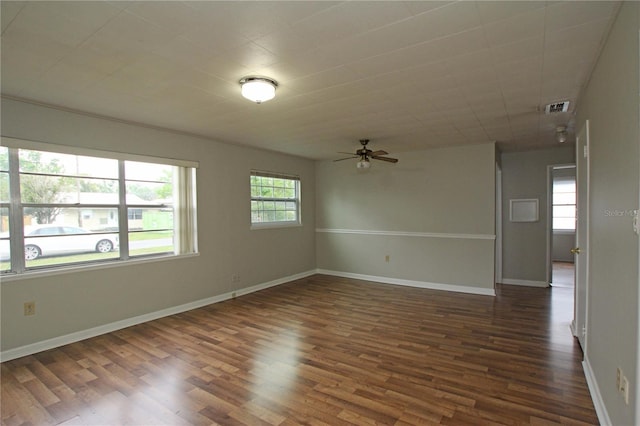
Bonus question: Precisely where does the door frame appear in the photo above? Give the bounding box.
[546,163,577,285]
[495,163,502,286]
[573,120,590,349]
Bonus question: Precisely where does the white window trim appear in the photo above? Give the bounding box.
[1,137,199,168]
[1,252,199,282]
[552,229,576,235]
[250,170,301,228]
[250,222,303,230]
[1,138,199,275]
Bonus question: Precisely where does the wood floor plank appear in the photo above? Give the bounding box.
[2,276,599,425]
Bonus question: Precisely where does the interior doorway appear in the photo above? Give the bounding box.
[547,164,576,288]
[552,261,574,288]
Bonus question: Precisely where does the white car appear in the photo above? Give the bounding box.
[0,225,119,261]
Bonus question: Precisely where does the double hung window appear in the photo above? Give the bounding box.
[0,140,198,274]
[552,176,576,231]
[250,171,300,226]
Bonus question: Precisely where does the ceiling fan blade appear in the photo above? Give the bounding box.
[337,151,357,155]
[372,156,398,163]
[333,156,358,162]
[370,150,388,156]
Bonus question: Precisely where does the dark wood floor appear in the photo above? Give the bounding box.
[2,275,598,425]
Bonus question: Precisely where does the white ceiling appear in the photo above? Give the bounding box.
[1,1,620,159]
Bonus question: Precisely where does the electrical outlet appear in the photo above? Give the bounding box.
[24,301,35,316]
[232,274,240,283]
[385,255,390,263]
[621,376,630,404]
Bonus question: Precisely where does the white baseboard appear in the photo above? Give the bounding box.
[501,278,549,287]
[583,356,611,426]
[316,269,496,296]
[0,269,316,362]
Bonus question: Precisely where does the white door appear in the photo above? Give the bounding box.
[495,164,502,286]
[573,120,590,350]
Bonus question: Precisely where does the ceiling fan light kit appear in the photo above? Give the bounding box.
[556,125,568,143]
[239,76,278,103]
[357,158,371,169]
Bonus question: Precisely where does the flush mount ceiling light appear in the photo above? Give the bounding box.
[556,125,568,143]
[239,76,278,104]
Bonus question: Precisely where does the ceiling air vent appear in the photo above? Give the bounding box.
[544,101,570,114]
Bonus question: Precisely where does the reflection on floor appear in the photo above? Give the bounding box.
[1,275,597,425]
[552,261,574,288]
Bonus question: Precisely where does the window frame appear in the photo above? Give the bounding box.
[1,138,198,276]
[250,170,301,229]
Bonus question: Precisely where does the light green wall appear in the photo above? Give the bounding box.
[0,98,316,352]
[575,2,639,424]
[501,146,575,284]
[316,143,496,291]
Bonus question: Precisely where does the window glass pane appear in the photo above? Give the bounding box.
[553,193,575,205]
[125,161,173,182]
[0,207,9,272]
[129,230,173,257]
[554,205,575,218]
[0,172,9,203]
[553,180,575,193]
[23,207,118,232]
[0,146,8,171]
[554,218,576,230]
[0,146,11,203]
[19,150,118,178]
[20,174,68,205]
[21,175,119,204]
[127,208,173,232]
[126,181,172,203]
[23,211,119,268]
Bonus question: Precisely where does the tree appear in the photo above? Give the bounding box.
[127,169,173,201]
[79,179,118,194]
[155,169,173,200]
[20,151,72,224]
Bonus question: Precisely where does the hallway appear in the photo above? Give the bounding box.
[552,261,575,288]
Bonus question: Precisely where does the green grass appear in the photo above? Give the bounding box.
[129,231,172,241]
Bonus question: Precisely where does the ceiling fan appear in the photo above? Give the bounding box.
[334,139,399,169]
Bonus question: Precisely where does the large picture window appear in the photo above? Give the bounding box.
[0,141,198,274]
[250,171,300,226]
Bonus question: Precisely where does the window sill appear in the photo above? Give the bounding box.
[552,229,576,235]
[250,222,302,230]
[0,252,199,283]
